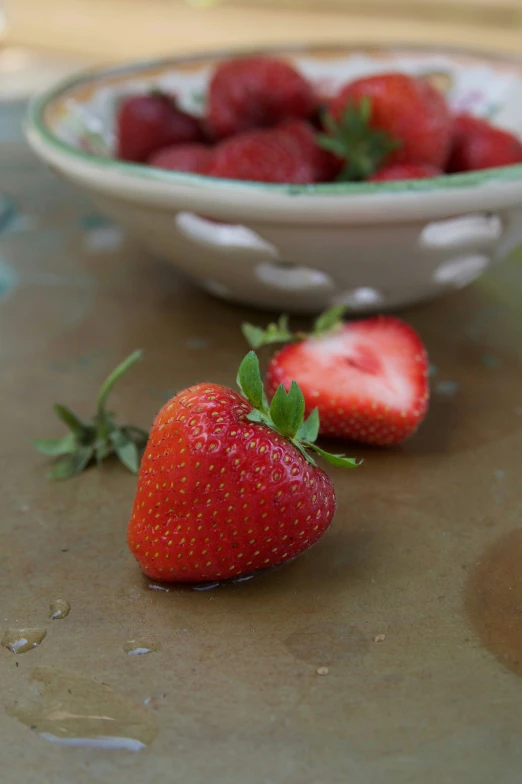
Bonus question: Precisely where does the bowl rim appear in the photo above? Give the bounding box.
[26,42,522,197]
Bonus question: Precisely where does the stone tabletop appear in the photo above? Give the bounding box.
[1,101,522,783]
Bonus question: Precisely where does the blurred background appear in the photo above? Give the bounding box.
[1,0,522,99]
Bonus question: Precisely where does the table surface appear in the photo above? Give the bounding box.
[1,100,522,783]
[5,0,522,63]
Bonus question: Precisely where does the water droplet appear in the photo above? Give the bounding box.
[192,582,220,592]
[123,638,160,656]
[2,628,47,654]
[49,599,70,620]
[7,666,157,750]
[148,584,169,592]
[435,380,459,397]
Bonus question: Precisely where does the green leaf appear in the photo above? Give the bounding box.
[33,433,77,456]
[97,349,143,416]
[94,439,113,465]
[315,131,345,156]
[269,382,305,439]
[297,408,320,443]
[241,315,294,349]
[110,430,141,473]
[236,351,268,412]
[306,442,360,469]
[53,404,88,438]
[359,94,372,124]
[246,409,273,430]
[292,438,317,468]
[241,323,270,350]
[317,99,400,181]
[48,446,94,480]
[313,306,345,336]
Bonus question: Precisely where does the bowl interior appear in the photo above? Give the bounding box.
[42,45,522,159]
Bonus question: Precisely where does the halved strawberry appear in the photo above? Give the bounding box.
[243,310,429,446]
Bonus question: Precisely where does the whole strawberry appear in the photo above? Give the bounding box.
[117,92,205,163]
[208,56,317,139]
[148,143,214,174]
[128,353,357,582]
[447,113,522,172]
[321,73,452,180]
[369,163,442,181]
[243,309,429,446]
[208,127,315,184]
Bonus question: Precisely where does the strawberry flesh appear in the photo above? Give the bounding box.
[127,383,336,582]
[266,316,429,446]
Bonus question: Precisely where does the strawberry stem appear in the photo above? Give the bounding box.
[96,349,143,416]
[237,351,359,470]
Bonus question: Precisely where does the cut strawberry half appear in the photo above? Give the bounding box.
[244,312,429,446]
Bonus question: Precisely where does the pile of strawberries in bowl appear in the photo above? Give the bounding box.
[116,54,522,185]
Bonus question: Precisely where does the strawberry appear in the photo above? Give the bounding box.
[127,352,357,583]
[243,309,429,446]
[117,92,205,163]
[148,143,214,174]
[321,73,452,180]
[369,163,442,181]
[34,351,148,479]
[208,127,316,184]
[207,56,317,139]
[447,113,522,172]
[277,120,342,182]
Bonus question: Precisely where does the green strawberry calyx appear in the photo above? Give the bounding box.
[34,350,148,480]
[242,305,345,351]
[317,97,401,182]
[237,351,359,470]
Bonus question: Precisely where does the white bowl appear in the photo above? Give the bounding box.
[25,44,522,314]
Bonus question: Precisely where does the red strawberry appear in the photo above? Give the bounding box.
[208,127,315,184]
[277,120,342,182]
[369,163,442,181]
[447,113,522,172]
[148,143,214,174]
[323,73,452,179]
[127,353,357,582]
[117,93,205,163]
[208,56,317,139]
[243,310,429,446]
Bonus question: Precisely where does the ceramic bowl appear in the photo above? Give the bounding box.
[25,44,522,314]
